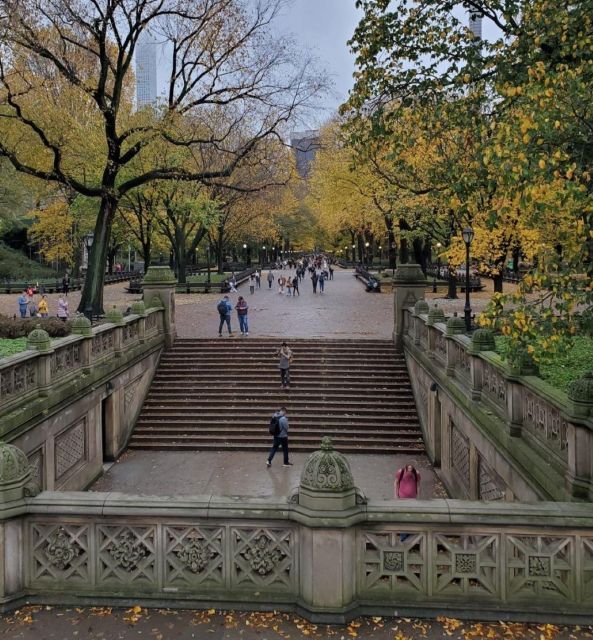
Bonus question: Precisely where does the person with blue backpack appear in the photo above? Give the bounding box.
[266,407,292,467]
[216,295,233,336]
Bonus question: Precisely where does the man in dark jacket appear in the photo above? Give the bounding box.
[266,407,292,467]
[217,295,233,336]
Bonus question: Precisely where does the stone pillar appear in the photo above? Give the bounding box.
[131,301,147,344]
[70,316,93,373]
[565,374,593,498]
[296,438,361,619]
[106,306,124,358]
[468,329,495,402]
[445,314,465,376]
[392,264,427,351]
[142,266,177,348]
[0,443,39,607]
[26,326,53,396]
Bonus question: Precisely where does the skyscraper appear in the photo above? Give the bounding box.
[469,11,483,40]
[135,33,158,108]
[290,130,321,179]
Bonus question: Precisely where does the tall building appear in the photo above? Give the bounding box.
[290,130,321,179]
[469,11,483,40]
[135,33,158,108]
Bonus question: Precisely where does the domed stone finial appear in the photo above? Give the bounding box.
[567,372,593,418]
[0,442,39,501]
[470,327,496,352]
[446,312,466,336]
[131,300,146,316]
[142,265,176,285]
[106,305,124,326]
[427,304,446,326]
[71,314,92,337]
[27,325,52,352]
[414,299,430,315]
[298,438,357,510]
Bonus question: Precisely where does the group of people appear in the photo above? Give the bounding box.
[17,289,69,320]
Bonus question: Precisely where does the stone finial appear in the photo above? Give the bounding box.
[27,325,52,352]
[392,263,427,285]
[106,306,124,326]
[131,301,146,316]
[470,327,496,352]
[0,442,39,502]
[142,265,176,285]
[414,299,430,315]
[298,438,357,511]
[427,304,446,326]
[567,372,593,418]
[446,312,466,336]
[70,314,92,337]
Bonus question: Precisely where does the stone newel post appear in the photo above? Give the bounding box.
[142,266,177,348]
[393,264,427,351]
[295,437,363,619]
[0,442,39,607]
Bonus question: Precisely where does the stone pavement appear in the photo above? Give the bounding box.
[90,450,444,500]
[0,606,588,639]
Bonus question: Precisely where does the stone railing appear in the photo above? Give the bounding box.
[402,303,593,503]
[0,438,592,622]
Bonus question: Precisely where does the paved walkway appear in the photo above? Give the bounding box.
[90,451,444,500]
[0,606,587,639]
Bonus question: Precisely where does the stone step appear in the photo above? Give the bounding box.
[129,433,422,445]
[143,396,417,407]
[134,416,421,427]
[131,425,422,436]
[139,404,417,416]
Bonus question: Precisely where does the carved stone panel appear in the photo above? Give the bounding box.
[124,376,143,418]
[582,537,593,603]
[434,332,447,362]
[91,331,114,358]
[50,344,82,379]
[454,343,471,381]
[0,361,36,403]
[523,391,568,458]
[478,456,506,501]
[433,533,500,597]
[506,535,574,601]
[97,525,157,586]
[361,530,428,596]
[145,312,158,334]
[165,526,225,589]
[450,425,470,495]
[28,448,44,489]
[481,362,506,412]
[55,420,87,482]
[231,527,293,590]
[122,321,140,344]
[30,523,90,585]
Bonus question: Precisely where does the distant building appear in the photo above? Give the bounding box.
[136,33,158,108]
[469,11,483,40]
[290,130,321,179]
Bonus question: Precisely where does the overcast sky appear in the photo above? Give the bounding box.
[276,0,363,125]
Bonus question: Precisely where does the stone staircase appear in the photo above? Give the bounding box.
[129,338,425,454]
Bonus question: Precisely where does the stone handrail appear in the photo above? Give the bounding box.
[402,306,593,502]
[12,490,593,620]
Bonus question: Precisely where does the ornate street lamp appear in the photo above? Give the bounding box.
[462,228,474,331]
[365,241,370,269]
[433,241,442,293]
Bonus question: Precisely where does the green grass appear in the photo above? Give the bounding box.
[496,335,593,392]
[0,338,28,358]
[0,242,57,280]
[186,273,233,284]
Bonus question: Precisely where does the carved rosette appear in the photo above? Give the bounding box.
[242,534,282,576]
[107,531,148,571]
[44,528,80,570]
[176,539,215,574]
[300,437,354,492]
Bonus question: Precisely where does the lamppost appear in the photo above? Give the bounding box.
[83,232,94,322]
[352,244,356,264]
[378,245,382,266]
[262,245,266,265]
[206,244,212,290]
[462,228,474,332]
[243,243,248,267]
[433,241,442,293]
[365,241,370,269]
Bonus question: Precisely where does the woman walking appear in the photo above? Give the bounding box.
[276,342,293,389]
[57,296,69,321]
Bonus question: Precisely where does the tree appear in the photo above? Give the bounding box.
[0,0,327,314]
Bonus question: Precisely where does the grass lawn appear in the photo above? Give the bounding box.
[496,335,593,392]
[0,338,28,359]
[186,273,233,284]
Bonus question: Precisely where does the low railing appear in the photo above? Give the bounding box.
[2,271,139,294]
[15,492,593,620]
[402,307,593,502]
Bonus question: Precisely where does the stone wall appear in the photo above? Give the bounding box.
[0,306,165,491]
[402,305,593,503]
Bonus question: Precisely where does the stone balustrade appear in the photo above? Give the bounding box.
[402,304,593,503]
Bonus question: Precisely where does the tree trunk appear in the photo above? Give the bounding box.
[493,272,504,293]
[388,228,396,270]
[78,195,116,316]
[217,234,224,274]
[400,238,409,264]
[446,265,458,299]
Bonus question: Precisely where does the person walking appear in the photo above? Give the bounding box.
[235,295,249,336]
[277,275,285,294]
[395,463,420,540]
[217,295,233,336]
[318,270,326,293]
[266,406,292,467]
[17,290,29,318]
[277,342,293,389]
[62,274,70,295]
[292,275,299,296]
[249,273,256,295]
[285,277,293,296]
[57,295,69,321]
[255,270,261,289]
[311,271,318,294]
[267,270,274,289]
[38,294,49,318]
[329,265,334,280]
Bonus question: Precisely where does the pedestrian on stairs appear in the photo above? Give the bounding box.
[276,342,293,389]
[235,295,249,336]
[266,407,292,467]
[217,295,233,336]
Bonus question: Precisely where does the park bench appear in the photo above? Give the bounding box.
[354,266,381,292]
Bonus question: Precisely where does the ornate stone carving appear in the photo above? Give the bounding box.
[300,437,354,492]
[454,343,471,378]
[451,425,470,495]
[0,441,31,483]
[28,448,43,489]
[434,331,447,361]
[50,344,82,379]
[0,361,36,402]
[455,553,477,574]
[124,376,143,413]
[44,527,80,570]
[481,362,506,409]
[478,456,506,501]
[98,525,156,585]
[145,312,158,332]
[176,538,215,573]
[165,526,224,588]
[122,321,140,344]
[383,551,404,572]
[471,328,496,352]
[232,528,292,589]
[91,331,114,357]
[107,530,148,571]
[242,534,282,576]
[523,391,568,456]
[55,420,86,480]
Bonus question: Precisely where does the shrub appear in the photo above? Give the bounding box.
[0,315,71,339]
